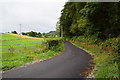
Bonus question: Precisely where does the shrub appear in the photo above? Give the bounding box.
[11,31,18,34]
[112,38,120,53]
[46,39,63,50]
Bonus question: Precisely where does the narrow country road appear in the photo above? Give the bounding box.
[3,41,93,78]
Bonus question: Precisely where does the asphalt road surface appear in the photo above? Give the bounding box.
[3,41,93,78]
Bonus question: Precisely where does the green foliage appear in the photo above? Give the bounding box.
[112,38,120,53]
[100,37,120,53]
[59,2,120,39]
[22,31,42,37]
[11,31,18,34]
[47,39,63,50]
[59,2,120,78]
[71,39,119,78]
[22,32,27,35]
[36,32,42,37]
[42,32,56,38]
[2,39,44,51]
[71,34,101,45]
[72,35,120,53]
[2,34,64,71]
[56,21,61,37]
[94,54,119,78]
[1,33,22,40]
[47,40,59,48]
[26,31,38,37]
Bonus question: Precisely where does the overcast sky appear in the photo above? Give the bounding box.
[0,0,68,33]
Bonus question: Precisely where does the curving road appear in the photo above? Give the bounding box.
[3,41,93,78]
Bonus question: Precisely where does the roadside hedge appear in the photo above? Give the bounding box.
[46,39,63,49]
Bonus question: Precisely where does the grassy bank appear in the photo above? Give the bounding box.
[2,41,64,71]
[69,36,119,78]
[2,33,22,40]
[1,33,64,71]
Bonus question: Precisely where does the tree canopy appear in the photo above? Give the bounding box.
[59,2,120,39]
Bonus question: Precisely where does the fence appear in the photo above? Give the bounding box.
[1,38,63,54]
[1,41,47,48]
[1,41,48,55]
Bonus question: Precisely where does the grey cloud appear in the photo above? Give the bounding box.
[0,0,67,33]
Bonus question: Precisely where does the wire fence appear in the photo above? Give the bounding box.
[1,41,47,48]
[1,41,44,46]
[1,38,63,55]
[2,41,48,54]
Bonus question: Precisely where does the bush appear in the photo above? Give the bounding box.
[46,39,63,50]
[71,35,120,53]
[11,31,18,34]
[112,38,120,53]
[102,37,120,53]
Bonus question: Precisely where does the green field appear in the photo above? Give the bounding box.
[1,33,64,71]
[1,33,45,53]
[1,33,22,40]
[2,38,45,51]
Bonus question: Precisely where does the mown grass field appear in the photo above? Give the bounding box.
[1,33,64,71]
[1,33,23,40]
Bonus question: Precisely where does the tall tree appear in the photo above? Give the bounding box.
[59,2,120,39]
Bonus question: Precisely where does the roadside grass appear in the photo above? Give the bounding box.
[1,33,64,71]
[2,43,64,71]
[70,37,119,78]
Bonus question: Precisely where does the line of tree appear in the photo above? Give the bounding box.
[58,2,120,40]
[22,31,42,37]
[22,31,56,38]
[11,31,18,34]
[10,31,57,38]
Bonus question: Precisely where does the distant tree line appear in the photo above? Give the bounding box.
[42,31,56,38]
[22,31,42,37]
[59,2,120,40]
[10,31,56,38]
[11,31,18,34]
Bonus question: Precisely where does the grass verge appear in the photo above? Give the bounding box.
[2,38,64,71]
[70,39,119,78]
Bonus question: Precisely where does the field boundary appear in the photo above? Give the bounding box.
[5,33,40,39]
[1,41,46,46]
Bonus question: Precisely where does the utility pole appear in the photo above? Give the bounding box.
[20,24,21,35]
